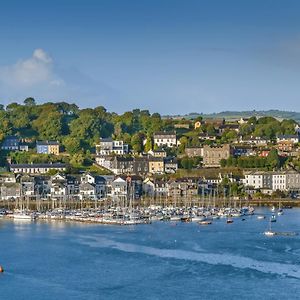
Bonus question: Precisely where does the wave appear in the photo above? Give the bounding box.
[77,235,300,279]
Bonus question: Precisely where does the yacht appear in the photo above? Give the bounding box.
[13,212,37,220]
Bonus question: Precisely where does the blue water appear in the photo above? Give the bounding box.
[1,208,300,300]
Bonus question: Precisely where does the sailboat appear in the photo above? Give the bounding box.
[264,218,275,236]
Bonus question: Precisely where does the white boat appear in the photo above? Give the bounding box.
[191,216,206,222]
[278,209,284,216]
[199,220,212,225]
[170,216,181,221]
[257,215,266,220]
[13,213,36,220]
[271,206,276,212]
[264,230,276,236]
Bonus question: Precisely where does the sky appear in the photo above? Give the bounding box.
[0,0,300,114]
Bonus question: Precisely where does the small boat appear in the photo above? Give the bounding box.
[199,220,212,225]
[226,219,233,224]
[270,214,276,222]
[264,230,276,236]
[181,216,191,222]
[271,206,276,212]
[277,210,284,216]
[257,215,266,220]
[13,213,37,220]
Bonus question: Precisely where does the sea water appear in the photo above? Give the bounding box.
[1,208,300,300]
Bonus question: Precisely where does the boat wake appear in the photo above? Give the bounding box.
[77,234,300,280]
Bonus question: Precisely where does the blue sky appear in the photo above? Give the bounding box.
[0,0,300,114]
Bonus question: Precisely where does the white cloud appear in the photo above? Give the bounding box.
[0,49,124,110]
[0,48,64,88]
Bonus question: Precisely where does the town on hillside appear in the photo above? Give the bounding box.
[1,98,300,204]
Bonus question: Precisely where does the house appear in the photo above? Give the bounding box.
[125,175,143,199]
[143,178,168,197]
[50,173,68,199]
[109,156,134,175]
[198,133,216,141]
[0,182,21,200]
[0,173,17,184]
[185,147,203,157]
[96,138,128,156]
[168,178,199,198]
[79,182,96,200]
[147,149,167,158]
[218,124,240,134]
[36,141,60,155]
[238,136,270,146]
[153,131,177,148]
[164,157,178,174]
[174,123,190,129]
[20,175,36,197]
[148,157,164,174]
[143,178,155,197]
[203,144,231,167]
[19,143,29,152]
[9,163,66,174]
[1,136,19,151]
[238,117,250,125]
[154,180,168,197]
[242,171,299,192]
[233,146,255,157]
[111,177,128,198]
[277,141,294,152]
[276,135,299,144]
[204,118,225,127]
[34,176,51,198]
[80,173,107,199]
[132,157,149,175]
[95,155,114,170]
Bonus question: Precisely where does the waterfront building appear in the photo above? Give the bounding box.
[243,170,300,192]
[20,175,36,196]
[111,177,127,198]
[80,173,106,199]
[167,177,199,198]
[0,182,21,200]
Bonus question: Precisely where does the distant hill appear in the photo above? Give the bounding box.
[164,110,300,122]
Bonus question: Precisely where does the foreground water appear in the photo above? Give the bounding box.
[1,208,300,300]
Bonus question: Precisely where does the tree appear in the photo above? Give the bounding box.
[266,149,280,169]
[24,97,36,106]
[131,133,144,153]
[63,137,82,154]
[144,135,153,152]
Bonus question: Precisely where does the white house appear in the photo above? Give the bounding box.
[153,132,177,148]
[96,138,129,155]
